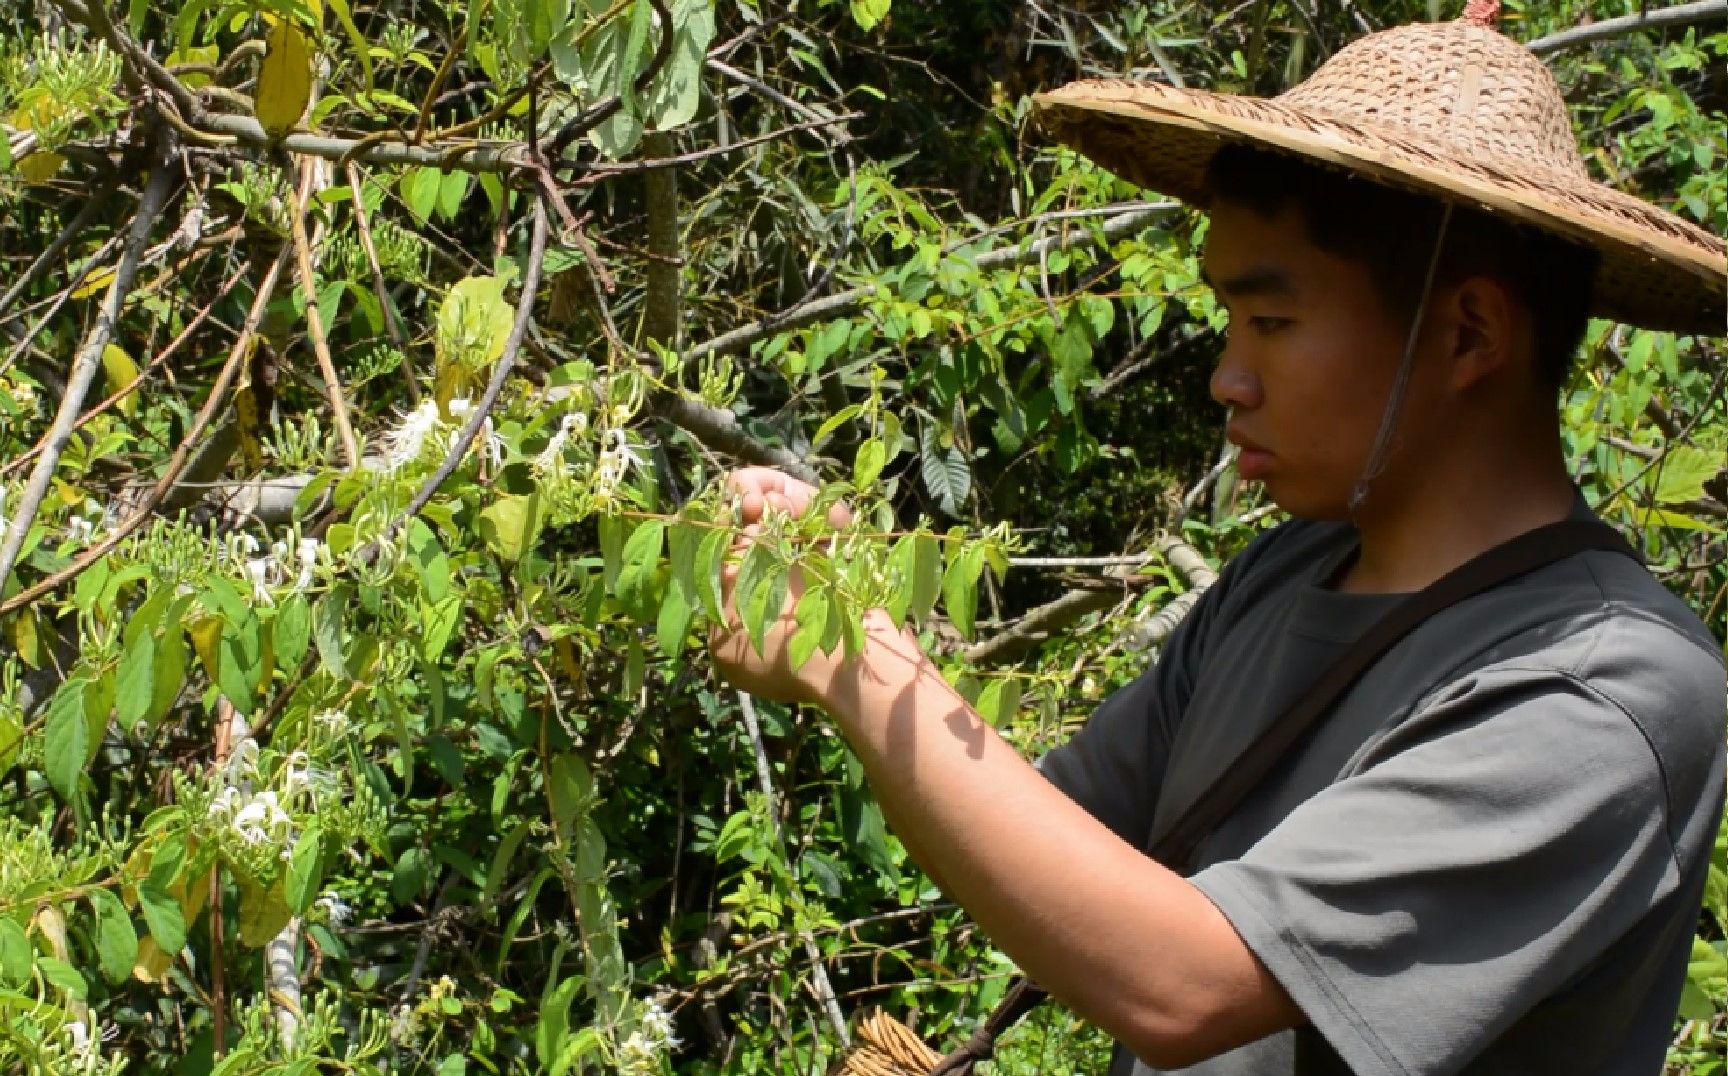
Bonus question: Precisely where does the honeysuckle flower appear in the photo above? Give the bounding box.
[230,789,291,846]
[316,891,355,927]
[592,428,644,501]
[383,400,445,472]
[533,413,586,475]
[296,537,321,589]
[66,515,97,544]
[244,556,275,605]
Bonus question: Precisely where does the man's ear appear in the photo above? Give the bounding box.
[1443,276,1524,392]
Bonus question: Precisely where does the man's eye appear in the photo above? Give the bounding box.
[1247,316,1292,333]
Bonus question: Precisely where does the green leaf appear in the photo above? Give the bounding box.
[849,0,891,31]
[536,976,584,1067]
[598,514,626,592]
[237,875,293,947]
[747,569,788,658]
[403,167,443,223]
[973,677,1020,727]
[37,957,86,1000]
[668,521,702,604]
[910,532,942,626]
[275,593,311,669]
[286,827,324,917]
[788,586,829,669]
[920,427,971,517]
[116,630,155,727]
[696,525,731,622]
[44,678,96,802]
[733,542,774,646]
[218,611,263,713]
[137,880,187,956]
[480,491,546,563]
[656,582,693,658]
[421,594,465,661]
[87,888,137,985]
[392,846,432,905]
[407,518,453,603]
[437,170,471,221]
[149,625,187,728]
[616,520,667,617]
[315,585,351,679]
[1653,445,1722,505]
[853,437,887,488]
[641,0,716,130]
[437,275,515,372]
[941,543,985,640]
[0,920,32,986]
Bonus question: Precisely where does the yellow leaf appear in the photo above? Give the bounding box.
[188,616,223,685]
[12,610,42,670]
[101,344,140,416]
[17,151,65,185]
[255,20,313,138]
[71,266,117,300]
[235,384,264,470]
[165,44,220,89]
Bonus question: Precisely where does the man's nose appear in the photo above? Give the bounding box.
[1209,341,1263,410]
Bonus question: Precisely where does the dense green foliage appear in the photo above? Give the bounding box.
[0,0,1723,1072]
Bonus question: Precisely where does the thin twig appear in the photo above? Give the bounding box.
[0,246,290,616]
[1,261,248,479]
[0,144,177,588]
[288,159,361,468]
[399,197,551,523]
[735,692,852,1050]
[345,162,419,403]
[0,178,118,323]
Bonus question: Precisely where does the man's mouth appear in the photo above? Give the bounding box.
[1226,427,1274,480]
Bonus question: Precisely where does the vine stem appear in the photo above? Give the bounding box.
[735,691,852,1050]
[0,141,177,589]
[397,196,550,526]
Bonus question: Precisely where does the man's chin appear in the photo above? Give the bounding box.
[1259,481,1352,523]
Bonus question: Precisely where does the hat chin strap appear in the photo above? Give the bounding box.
[1346,202,1456,519]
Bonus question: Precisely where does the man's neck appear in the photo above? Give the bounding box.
[1338,435,1578,595]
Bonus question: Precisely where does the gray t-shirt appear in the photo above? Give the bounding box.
[1039,509,1727,1075]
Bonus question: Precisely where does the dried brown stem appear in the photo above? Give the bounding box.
[0,246,290,616]
[288,161,362,468]
[0,147,177,588]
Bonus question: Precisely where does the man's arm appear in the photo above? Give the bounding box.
[816,614,1301,1069]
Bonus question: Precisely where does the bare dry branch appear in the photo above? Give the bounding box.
[0,144,177,587]
[1528,0,1728,54]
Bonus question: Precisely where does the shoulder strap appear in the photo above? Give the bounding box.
[1148,518,1639,873]
[928,519,1639,1075]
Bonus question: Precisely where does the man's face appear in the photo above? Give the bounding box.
[1202,199,1427,520]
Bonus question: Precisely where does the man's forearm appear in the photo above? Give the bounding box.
[815,614,1299,1067]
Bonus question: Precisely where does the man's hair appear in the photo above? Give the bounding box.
[1201,144,1598,391]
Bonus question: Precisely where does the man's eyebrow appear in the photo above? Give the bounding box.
[1198,266,1297,299]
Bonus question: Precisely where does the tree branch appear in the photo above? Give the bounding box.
[0,141,177,588]
[1527,0,1728,54]
[0,244,291,616]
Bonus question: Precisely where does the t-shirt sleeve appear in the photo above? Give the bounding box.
[1189,665,1684,1076]
[1036,577,1219,846]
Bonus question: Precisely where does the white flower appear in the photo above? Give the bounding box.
[315,891,355,927]
[383,400,446,472]
[638,999,678,1049]
[592,428,644,501]
[313,708,350,737]
[66,515,97,544]
[223,788,292,847]
[295,538,322,589]
[244,556,275,605]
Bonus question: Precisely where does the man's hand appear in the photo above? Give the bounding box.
[706,468,861,706]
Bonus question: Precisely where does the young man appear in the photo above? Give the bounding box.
[710,7,1727,1073]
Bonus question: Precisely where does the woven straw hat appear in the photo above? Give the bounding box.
[1031,3,1727,336]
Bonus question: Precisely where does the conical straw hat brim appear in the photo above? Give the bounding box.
[1032,80,1727,336]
